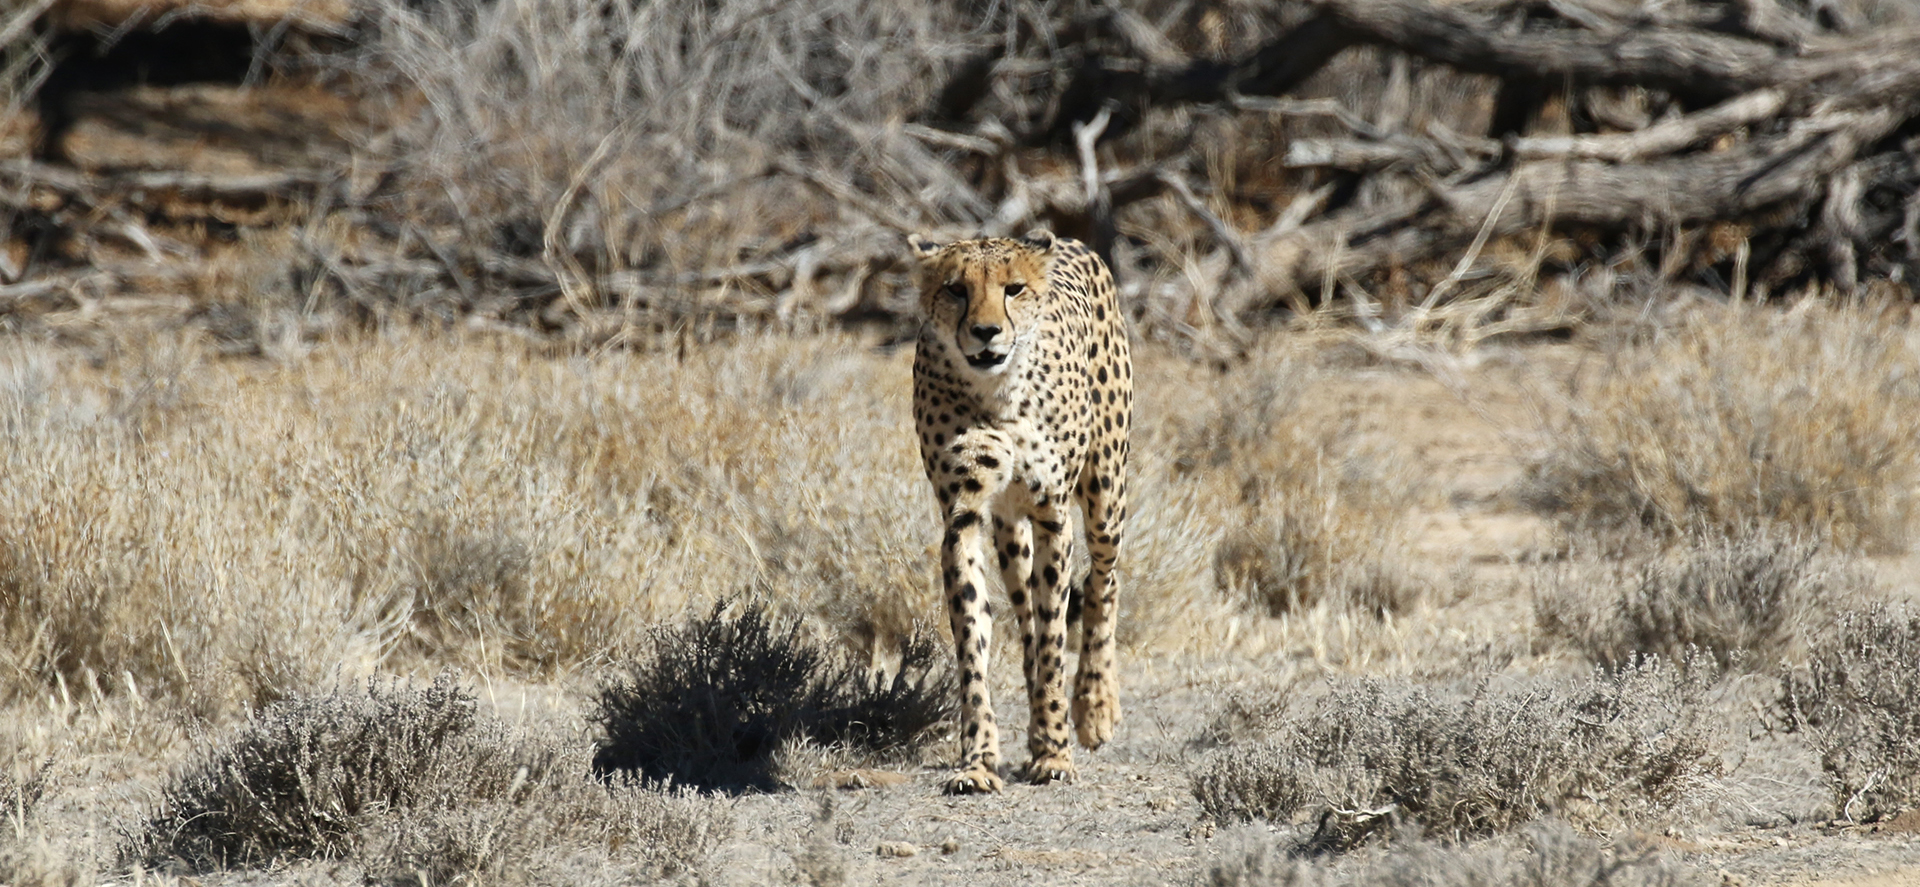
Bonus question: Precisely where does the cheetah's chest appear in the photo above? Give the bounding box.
[914,348,1091,494]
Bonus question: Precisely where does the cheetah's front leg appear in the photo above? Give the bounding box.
[1018,504,1076,785]
[934,433,1013,794]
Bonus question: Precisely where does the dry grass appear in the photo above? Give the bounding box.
[1521,304,1920,553]
[1775,605,1920,822]
[1190,663,1723,850]
[131,673,727,880]
[1534,530,1868,672]
[1175,352,1426,619]
[0,328,939,716]
[0,756,55,886]
[0,307,1911,883]
[0,325,1429,729]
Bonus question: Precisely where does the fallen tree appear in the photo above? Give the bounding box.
[921,0,1920,320]
[4,0,1915,342]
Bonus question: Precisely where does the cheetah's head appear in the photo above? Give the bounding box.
[907,229,1056,375]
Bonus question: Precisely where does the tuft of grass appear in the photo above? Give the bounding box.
[1204,820,1706,887]
[1534,530,1862,671]
[132,673,727,879]
[1521,305,1920,553]
[1191,663,1721,851]
[590,599,955,792]
[1775,605,1920,822]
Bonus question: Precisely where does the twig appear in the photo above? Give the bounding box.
[1416,171,1522,312]
[0,275,104,308]
[1073,105,1114,208]
[0,0,57,47]
[900,124,1002,155]
[1230,95,1386,140]
[544,125,628,318]
[1512,89,1788,162]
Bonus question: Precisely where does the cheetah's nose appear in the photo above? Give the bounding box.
[970,323,1002,342]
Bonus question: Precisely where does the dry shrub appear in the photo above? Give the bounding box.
[1775,605,1920,822]
[1534,530,1863,671]
[326,0,1505,337]
[132,673,727,879]
[1191,663,1721,851]
[590,600,954,792]
[348,0,976,317]
[1521,304,1920,553]
[1170,351,1424,620]
[0,762,48,828]
[1205,821,1704,887]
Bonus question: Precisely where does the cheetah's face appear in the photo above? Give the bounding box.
[908,231,1056,375]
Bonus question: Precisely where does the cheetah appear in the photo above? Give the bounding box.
[906,229,1133,794]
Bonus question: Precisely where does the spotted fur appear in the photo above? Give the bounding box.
[907,229,1133,794]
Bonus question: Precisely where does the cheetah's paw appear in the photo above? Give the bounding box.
[942,765,1004,795]
[1017,754,1077,785]
[1073,681,1122,750]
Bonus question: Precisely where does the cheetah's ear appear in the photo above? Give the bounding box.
[907,233,943,259]
[1019,228,1057,252]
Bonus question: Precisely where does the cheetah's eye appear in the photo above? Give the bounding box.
[944,283,968,300]
[1004,282,1026,297]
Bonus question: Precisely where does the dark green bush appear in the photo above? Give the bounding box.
[591,599,955,791]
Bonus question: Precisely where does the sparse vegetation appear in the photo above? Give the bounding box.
[1776,605,1920,822]
[1521,305,1920,553]
[132,674,726,879]
[1534,530,1862,671]
[0,314,1912,883]
[1191,663,1722,850]
[590,599,954,792]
